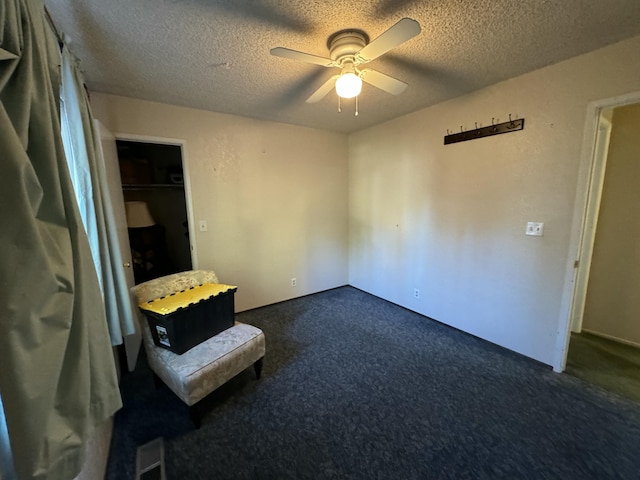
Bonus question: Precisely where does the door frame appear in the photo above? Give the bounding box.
[112,133,199,270]
[553,90,640,372]
[568,110,613,335]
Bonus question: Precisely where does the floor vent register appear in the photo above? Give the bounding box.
[136,437,166,480]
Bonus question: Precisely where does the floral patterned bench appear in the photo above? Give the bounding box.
[131,270,265,427]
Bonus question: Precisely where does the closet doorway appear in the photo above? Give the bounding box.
[117,139,192,284]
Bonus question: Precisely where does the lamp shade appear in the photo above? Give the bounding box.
[125,201,155,228]
[335,72,362,99]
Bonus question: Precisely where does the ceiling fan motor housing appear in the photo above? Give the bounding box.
[328,30,369,66]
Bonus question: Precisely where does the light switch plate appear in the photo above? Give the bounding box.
[526,222,544,236]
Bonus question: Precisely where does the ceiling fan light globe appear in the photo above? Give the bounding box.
[335,73,362,98]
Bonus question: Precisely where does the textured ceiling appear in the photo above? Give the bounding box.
[45,0,640,134]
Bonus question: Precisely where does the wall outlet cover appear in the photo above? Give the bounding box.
[526,222,544,236]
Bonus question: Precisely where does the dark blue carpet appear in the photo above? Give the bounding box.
[106,286,640,479]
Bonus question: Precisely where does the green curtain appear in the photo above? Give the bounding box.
[0,1,122,479]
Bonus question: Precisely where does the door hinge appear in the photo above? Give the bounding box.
[574,260,580,268]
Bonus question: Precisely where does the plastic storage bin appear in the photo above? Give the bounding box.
[139,283,237,354]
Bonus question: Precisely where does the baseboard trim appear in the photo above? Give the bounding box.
[581,329,640,349]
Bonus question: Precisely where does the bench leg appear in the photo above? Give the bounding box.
[152,372,164,390]
[189,403,202,429]
[254,357,264,380]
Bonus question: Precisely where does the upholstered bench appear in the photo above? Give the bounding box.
[131,270,265,427]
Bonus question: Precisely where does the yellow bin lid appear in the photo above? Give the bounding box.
[139,283,237,315]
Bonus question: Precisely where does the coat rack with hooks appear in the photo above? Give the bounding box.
[444,115,525,145]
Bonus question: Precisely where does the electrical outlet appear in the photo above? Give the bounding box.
[525,222,544,236]
[414,288,420,299]
[291,278,297,287]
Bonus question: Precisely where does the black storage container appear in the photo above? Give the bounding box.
[139,283,237,354]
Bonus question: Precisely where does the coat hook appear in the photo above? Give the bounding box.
[444,115,525,145]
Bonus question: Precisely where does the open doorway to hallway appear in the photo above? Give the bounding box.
[566,102,640,403]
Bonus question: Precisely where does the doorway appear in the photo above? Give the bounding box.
[564,100,640,402]
[116,139,192,284]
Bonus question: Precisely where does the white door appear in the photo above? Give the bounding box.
[94,119,141,372]
[569,111,613,333]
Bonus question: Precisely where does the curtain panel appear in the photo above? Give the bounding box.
[0,1,122,479]
[60,47,136,346]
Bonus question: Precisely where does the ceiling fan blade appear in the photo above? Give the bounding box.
[306,75,340,103]
[360,69,408,95]
[356,18,421,63]
[270,47,336,67]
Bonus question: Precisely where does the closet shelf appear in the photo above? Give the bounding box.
[122,184,184,190]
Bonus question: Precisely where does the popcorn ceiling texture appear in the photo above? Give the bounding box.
[46,0,640,133]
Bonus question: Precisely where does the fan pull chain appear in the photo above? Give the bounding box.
[337,96,359,116]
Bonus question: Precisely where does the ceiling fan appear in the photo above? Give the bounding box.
[270,18,421,107]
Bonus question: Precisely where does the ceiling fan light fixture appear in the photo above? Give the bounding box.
[335,72,362,99]
[272,18,421,105]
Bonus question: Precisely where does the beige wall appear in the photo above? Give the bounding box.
[582,104,640,345]
[91,95,349,311]
[349,35,640,366]
[91,35,640,367]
